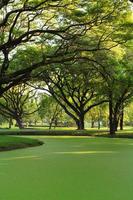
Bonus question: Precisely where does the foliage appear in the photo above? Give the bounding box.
[0,0,133,133]
[38,95,63,129]
[39,63,107,129]
[0,84,38,128]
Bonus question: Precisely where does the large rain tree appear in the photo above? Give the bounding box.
[38,64,107,130]
[0,83,38,128]
[93,42,133,135]
[0,0,131,95]
[0,0,91,95]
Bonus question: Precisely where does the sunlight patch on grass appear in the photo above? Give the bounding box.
[1,155,40,161]
[54,151,117,155]
[32,136,95,139]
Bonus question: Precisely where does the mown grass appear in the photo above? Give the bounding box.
[1,136,133,200]
[0,135,43,151]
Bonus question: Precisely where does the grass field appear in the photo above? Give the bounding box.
[0,136,133,199]
[0,135,43,151]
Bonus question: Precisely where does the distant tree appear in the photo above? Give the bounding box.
[124,103,133,126]
[0,84,38,128]
[38,95,63,129]
[0,114,8,127]
[86,104,108,129]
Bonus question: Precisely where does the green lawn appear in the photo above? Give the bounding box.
[0,135,43,151]
[0,136,133,199]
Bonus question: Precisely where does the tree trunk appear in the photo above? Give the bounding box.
[49,120,53,130]
[113,116,119,132]
[98,120,100,129]
[16,117,24,129]
[76,115,85,130]
[9,118,12,129]
[98,108,102,129]
[120,108,124,130]
[109,96,116,135]
[91,120,95,128]
[34,120,37,126]
[49,122,52,130]
[54,119,58,129]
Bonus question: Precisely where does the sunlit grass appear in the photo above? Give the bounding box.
[1,155,40,161]
[54,150,117,154]
[0,136,133,200]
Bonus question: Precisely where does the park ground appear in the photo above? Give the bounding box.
[0,136,133,200]
[1,126,133,137]
[0,135,43,151]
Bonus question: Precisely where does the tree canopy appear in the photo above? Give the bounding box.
[0,0,133,134]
